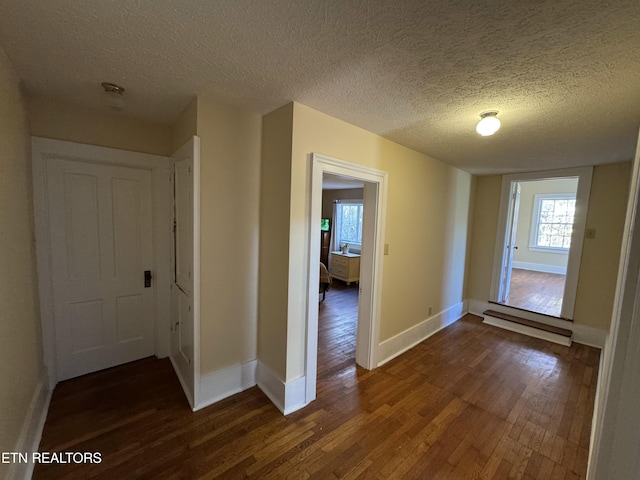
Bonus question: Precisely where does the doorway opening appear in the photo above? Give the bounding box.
[491,168,593,320]
[317,174,364,384]
[502,177,578,317]
[305,153,387,406]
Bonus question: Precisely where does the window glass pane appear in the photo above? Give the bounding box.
[339,204,363,244]
[534,196,575,250]
[541,200,554,211]
[538,234,548,246]
[550,235,563,247]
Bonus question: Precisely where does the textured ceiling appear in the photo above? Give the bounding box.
[1,0,639,173]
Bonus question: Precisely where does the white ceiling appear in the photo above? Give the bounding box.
[1,0,639,174]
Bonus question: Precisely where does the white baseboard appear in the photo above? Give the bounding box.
[7,374,52,480]
[256,361,284,412]
[255,361,307,415]
[194,360,257,412]
[377,300,468,367]
[169,355,194,410]
[283,377,307,415]
[469,298,606,349]
[512,261,567,275]
[570,324,607,349]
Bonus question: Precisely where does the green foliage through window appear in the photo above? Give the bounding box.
[533,195,575,249]
[339,204,363,245]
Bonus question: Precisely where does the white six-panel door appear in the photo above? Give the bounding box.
[46,158,155,380]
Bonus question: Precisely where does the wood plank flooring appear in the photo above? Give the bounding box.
[506,269,566,317]
[35,284,599,479]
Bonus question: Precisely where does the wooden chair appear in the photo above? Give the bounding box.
[319,262,331,301]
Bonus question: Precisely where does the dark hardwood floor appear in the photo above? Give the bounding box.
[35,284,599,479]
[318,281,359,383]
[506,268,566,317]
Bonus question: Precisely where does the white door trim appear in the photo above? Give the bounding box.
[587,130,640,479]
[306,153,388,404]
[168,136,201,410]
[32,137,171,389]
[490,167,592,319]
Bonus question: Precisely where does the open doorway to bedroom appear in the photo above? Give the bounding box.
[318,174,364,382]
[503,177,578,317]
[491,167,592,320]
[306,153,387,407]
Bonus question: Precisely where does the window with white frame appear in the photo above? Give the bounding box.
[336,200,363,248]
[529,193,576,252]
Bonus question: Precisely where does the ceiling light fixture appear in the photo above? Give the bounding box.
[476,111,501,136]
[101,82,125,112]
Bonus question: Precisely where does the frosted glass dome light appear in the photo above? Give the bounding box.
[476,111,501,136]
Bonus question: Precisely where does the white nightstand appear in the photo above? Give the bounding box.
[330,252,360,285]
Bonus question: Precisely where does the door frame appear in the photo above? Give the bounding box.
[490,167,593,319]
[305,153,387,404]
[32,137,172,389]
[587,129,640,478]
[168,136,201,410]
[500,182,521,303]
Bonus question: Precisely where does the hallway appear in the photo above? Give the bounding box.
[35,302,597,479]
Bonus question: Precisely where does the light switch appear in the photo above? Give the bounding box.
[384,243,389,255]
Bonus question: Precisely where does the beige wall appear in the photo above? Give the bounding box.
[29,95,171,156]
[0,46,43,475]
[465,176,503,303]
[172,98,197,153]
[467,163,630,330]
[513,177,578,268]
[258,104,293,379]
[321,188,364,219]
[462,176,478,300]
[273,102,472,381]
[574,162,631,329]
[195,96,262,375]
